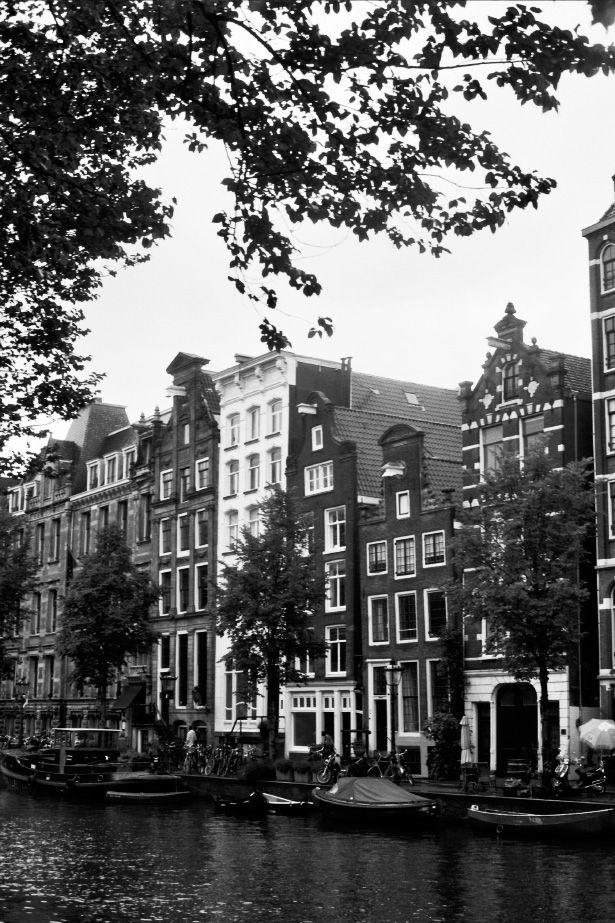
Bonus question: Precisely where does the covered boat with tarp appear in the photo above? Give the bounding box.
[312,777,437,824]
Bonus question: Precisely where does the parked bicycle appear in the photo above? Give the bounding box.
[366,749,414,785]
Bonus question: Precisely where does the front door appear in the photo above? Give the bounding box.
[496,683,537,774]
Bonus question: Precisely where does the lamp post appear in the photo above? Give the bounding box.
[384,660,402,755]
[14,677,30,748]
[159,672,177,727]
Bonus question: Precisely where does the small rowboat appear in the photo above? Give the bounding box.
[468,804,615,837]
[106,789,192,805]
[262,793,315,815]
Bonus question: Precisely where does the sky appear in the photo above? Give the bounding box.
[49,1,615,437]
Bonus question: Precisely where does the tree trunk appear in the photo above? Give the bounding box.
[537,661,550,775]
[267,662,280,760]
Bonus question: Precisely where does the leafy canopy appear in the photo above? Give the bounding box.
[2,1,613,468]
[453,451,594,682]
[217,486,326,747]
[56,525,160,707]
[0,508,38,676]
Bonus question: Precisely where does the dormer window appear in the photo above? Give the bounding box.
[87,462,99,491]
[311,425,323,451]
[602,243,615,293]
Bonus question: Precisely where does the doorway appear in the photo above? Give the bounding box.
[496,683,537,773]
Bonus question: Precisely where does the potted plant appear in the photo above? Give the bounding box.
[293,760,312,783]
[274,757,294,782]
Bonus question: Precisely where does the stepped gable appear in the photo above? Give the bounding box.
[64,402,130,493]
[351,370,460,427]
[333,405,461,502]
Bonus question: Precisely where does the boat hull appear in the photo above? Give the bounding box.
[312,777,437,826]
[106,790,191,805]
[468,805,615,837]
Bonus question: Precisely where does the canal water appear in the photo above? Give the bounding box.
[1,789,615,923]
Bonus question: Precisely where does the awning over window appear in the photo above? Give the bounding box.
[113,684,145,710]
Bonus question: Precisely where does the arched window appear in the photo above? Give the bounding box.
[602,243,615,293]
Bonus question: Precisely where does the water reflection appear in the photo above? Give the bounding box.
[1,790,615,923]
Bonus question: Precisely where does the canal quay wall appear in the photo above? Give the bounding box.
[180,773,615,821]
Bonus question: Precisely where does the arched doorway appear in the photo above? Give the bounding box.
[496,683,537,773]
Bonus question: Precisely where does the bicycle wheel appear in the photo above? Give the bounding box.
[366,765,382,778]
[316,767,332,784]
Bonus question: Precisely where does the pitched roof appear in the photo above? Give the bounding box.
[534,348,591,395]
[350,371,460,427]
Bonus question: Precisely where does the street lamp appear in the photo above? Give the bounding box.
[159,672,177,727]
[384,660,402,755]
[13,677,30,748]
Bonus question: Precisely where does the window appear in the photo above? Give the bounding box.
[117,501,128,534]
[325,506,346,551]
[291,694,317,747]
[98,506,109,530]
[32,592,42,635]
[609,482,615,537]
[367,541,387,574]
[396,592,417,642]
[325,559,346,611]
[228,413,240,446]
[428,660,449,715]
[295,631,315,678]
[177,632,188,707]
[394,536,416,578]
[80,512,91,556]
[311,425,323,451]
[270,399,282,434]
[396,491,410,518]
[326,626,346,676]
[269,447,282,485]
[45,655,55,698]
[227,459,239,496]
[160,634,171,671]
[305,461,334,495]
[247,406,260,441]
[138,493,152,542]
[160,518,172,554]
[401,662,419,732]
[35,523,45,565]
[247,454,260,491]
[87,462,99,491]
[502,361,519,401]
[425,590,447,638]
[523,415,544,457]
[195,457,210,490]
[180,467,191,502]
[124,447,136,475]
[159,571,172,615]
[368,596,389,644]
[227,511,239,550]
[247,506,260,537]
[196,509,208,548]
[177,514,190,555]
[177,567,190,613]
[482,424,503,474]
[47,589,58,633]
[182,422,190,445]
[602,242,615,292]
[194,631,208,707]
[608,399,615,454]
[196,563,208,610]
[160,469,173,500]
[423,531,445,566]
[106,455,117,484]
[604,315,615,370]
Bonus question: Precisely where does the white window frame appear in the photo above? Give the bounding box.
[247,454,260,491]
[227,459,239,496]
[87,462,100,491]
[195,509,208,548]
[325,559,346,612]
[195,457,210,491]
[105,454,117,484]
[269,447,282,485]
[325,625,347,677]
[368,595,389,646]
[195,563,208,611]
[396,591,418,643]
[396,490,410,519]
[123,447,136,477]
[176,567,190,614]
[228,413,240,447]
[160,469,173,500]
[305,461,334,496]
[424,589,448,640]
[481,424,503,476]
[247,406,260,441]
[606,398,615,456]
[324,506,346,552]
[603,314,615,371]
[159,517,172,555]
[601,242,615,294]
[400,660,420,734]
[179,466,191,502]
[159,569,172,616]
[393,535,416,579]
[427,658,446,717]
[311,425,323,451]
[423,530,446,567]
[227,511,239,551]
[177,513,190,557]
[608,480,615,539]
[270,399,283,434]
[366,540,387,575]
[247,506,260,537]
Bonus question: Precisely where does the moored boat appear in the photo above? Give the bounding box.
[106,789,192,805]
[262,792,315,815]
[312,777,437,825]
[467,804,615,837]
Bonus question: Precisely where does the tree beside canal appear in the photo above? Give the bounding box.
[217,487,326,758]
[0,508,37,675]
[452,450,595,770]
[56,525,160,721]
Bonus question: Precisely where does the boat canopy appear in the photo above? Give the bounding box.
[327,777,429,805]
